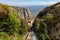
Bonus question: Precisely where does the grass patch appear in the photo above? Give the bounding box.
[0,32,25,40]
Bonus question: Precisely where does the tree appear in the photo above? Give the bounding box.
[0,4,21,35]
[20,19,29,34]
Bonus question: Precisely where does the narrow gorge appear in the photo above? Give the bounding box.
[0,2,60,40]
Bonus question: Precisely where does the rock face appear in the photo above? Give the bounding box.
[36,2,60,40]
[12,6,32,20]
[11,6,34,26]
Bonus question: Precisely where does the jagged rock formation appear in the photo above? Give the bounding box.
[36,2,60,40]
[12,6,32,20]
[11,6,34,27]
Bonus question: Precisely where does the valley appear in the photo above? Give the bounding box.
[0,2,60,40]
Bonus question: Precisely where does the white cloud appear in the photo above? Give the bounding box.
[20,1,58,6]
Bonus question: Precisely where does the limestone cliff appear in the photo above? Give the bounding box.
[12,6,32,20]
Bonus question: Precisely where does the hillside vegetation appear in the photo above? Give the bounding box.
[0,4,29,40]
[32,2,60,40]
[0,2,60,40]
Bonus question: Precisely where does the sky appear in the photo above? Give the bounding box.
[0,0,60,6]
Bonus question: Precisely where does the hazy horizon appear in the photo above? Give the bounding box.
[0,0,60,16]
[0,0,60,6]
[22,5,48,16]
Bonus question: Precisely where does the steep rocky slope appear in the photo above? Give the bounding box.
[37,2,60,18]
[12,6,32,20]
[11,6,33,27]
[32,2,60,40]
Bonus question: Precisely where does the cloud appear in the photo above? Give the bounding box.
[0,0,60,6]
[20,1,58,6]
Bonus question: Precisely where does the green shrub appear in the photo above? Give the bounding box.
[0,32,10,40]
[0,4,29,40]
[32,19,50,40]
[20,19,29,34]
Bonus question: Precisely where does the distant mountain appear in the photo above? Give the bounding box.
[22,5,49,16]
